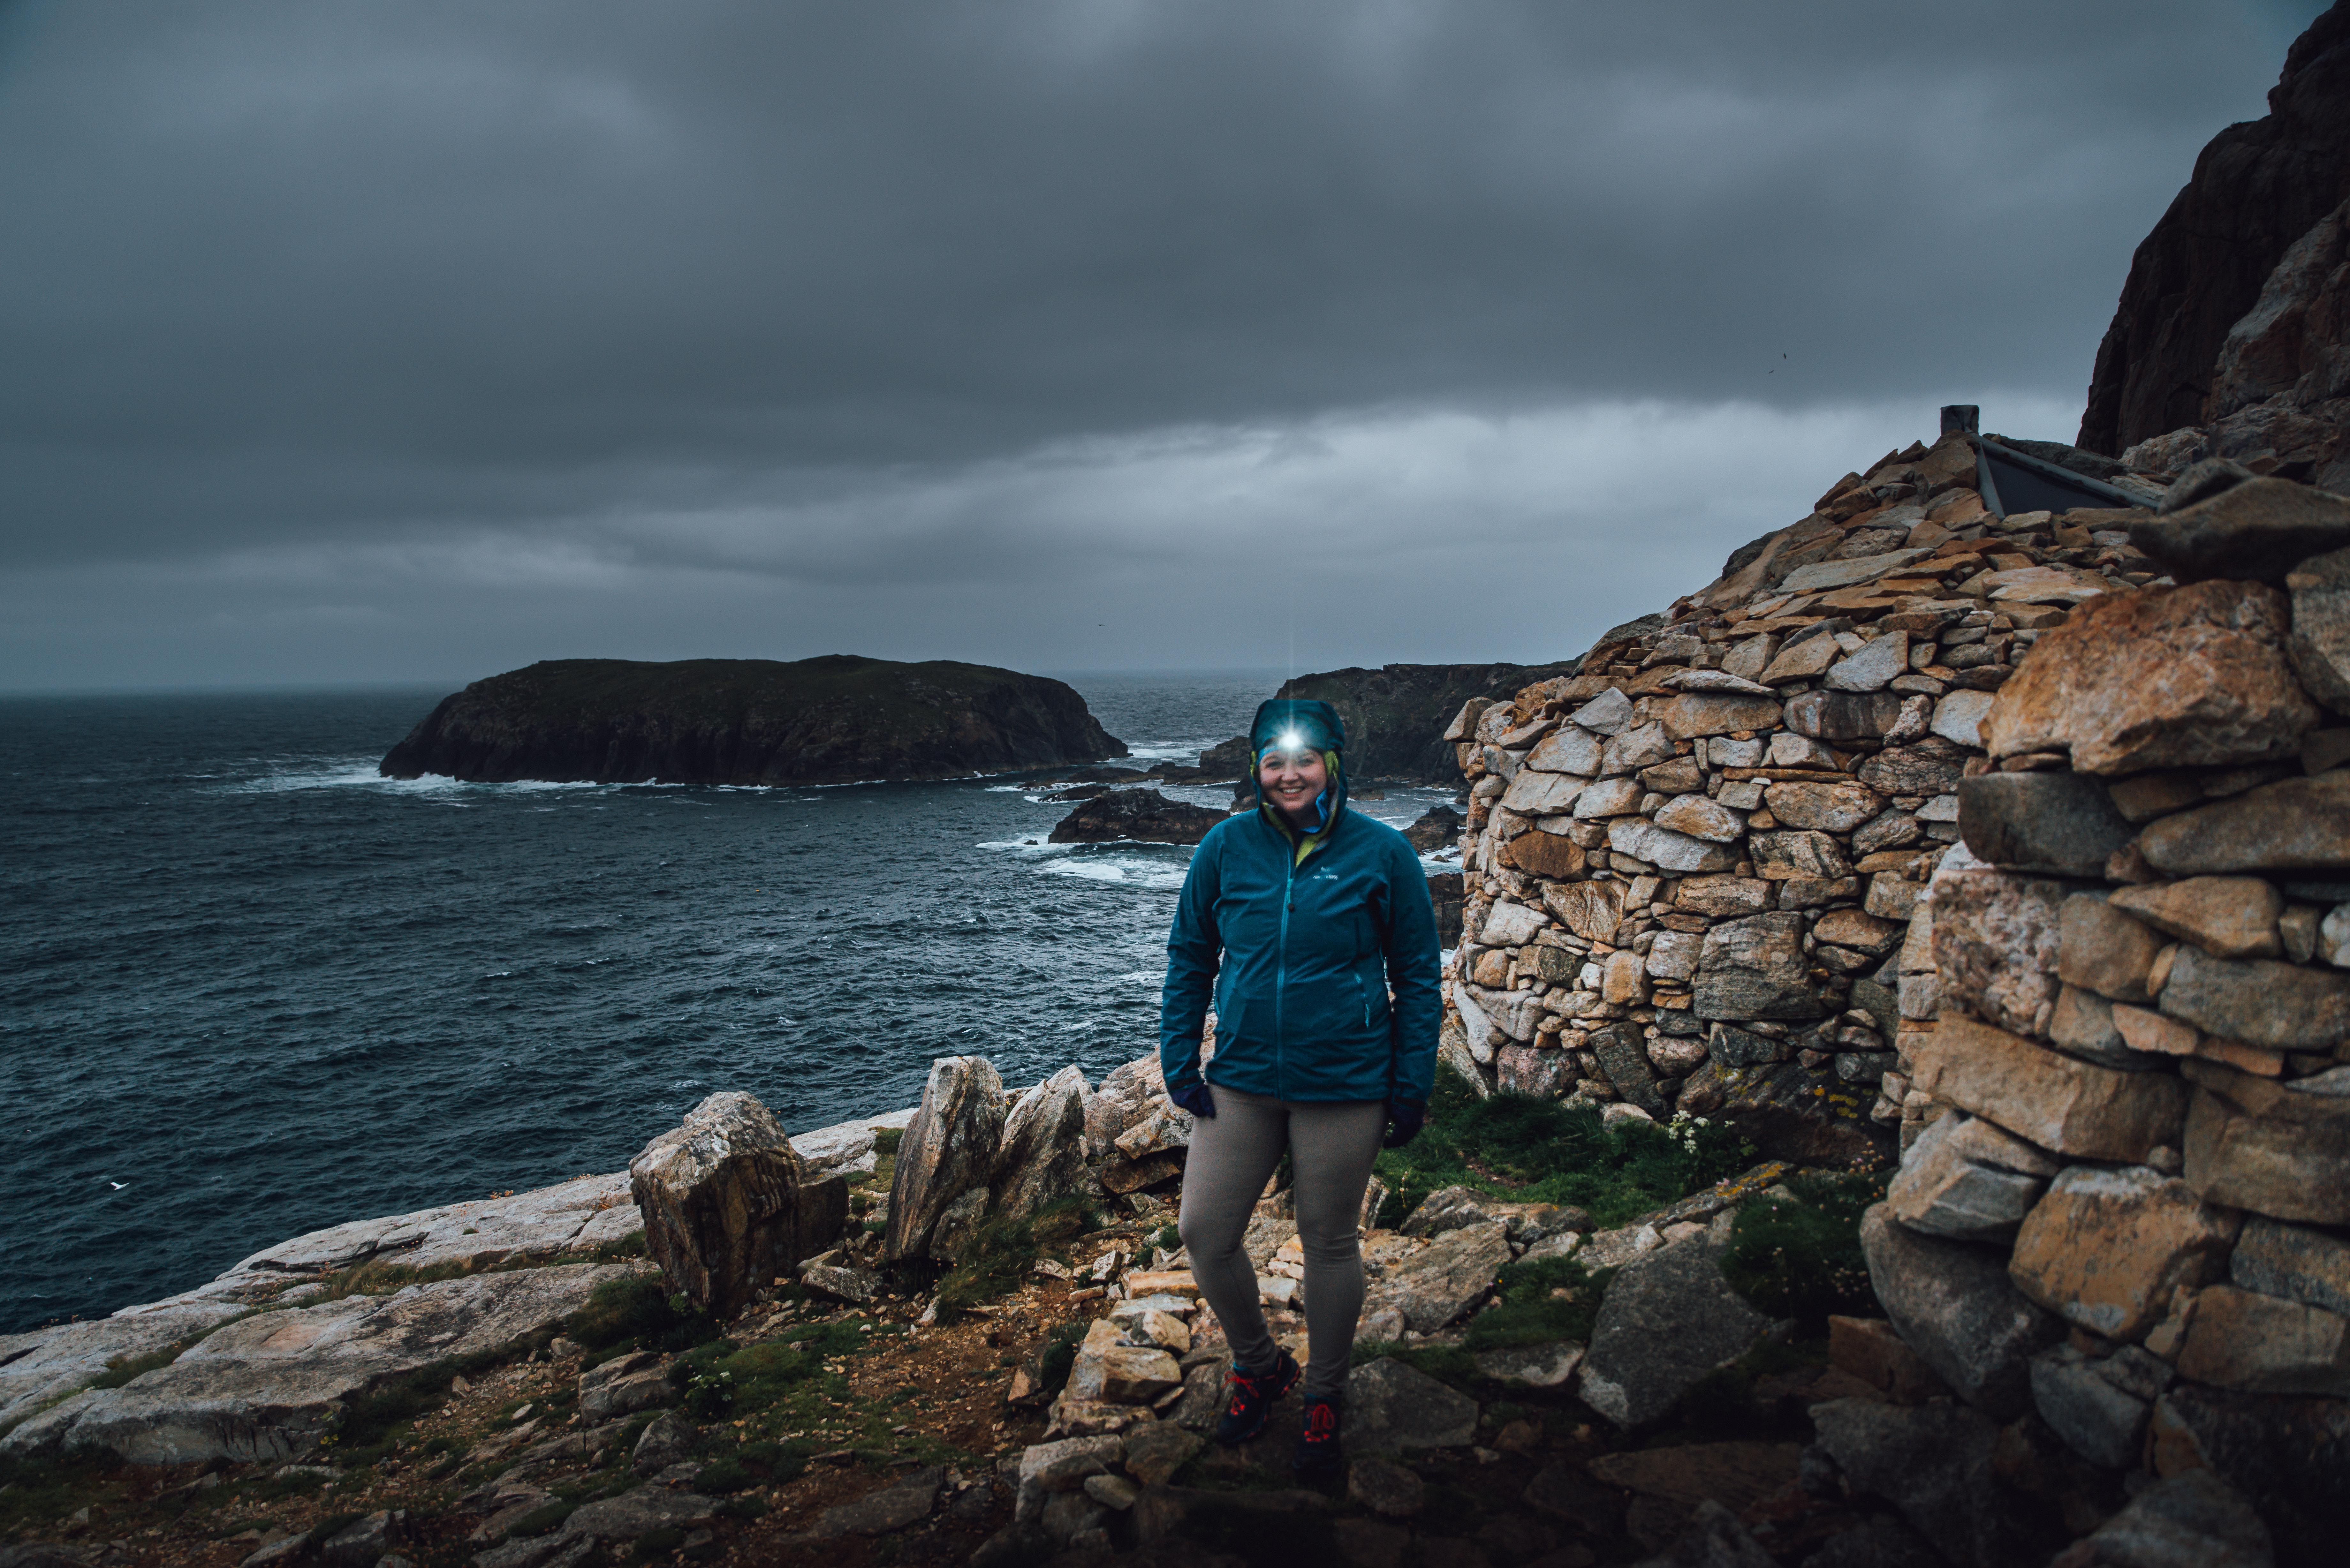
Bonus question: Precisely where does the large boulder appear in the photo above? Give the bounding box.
[992,1066,1096,1222]
[630,1092,846,1319]
[1578,1234,1770,1430]
[1979,580,2317,774]
[2048,1468,2274,1568]
[1860,1203,2059,1418]
[1340,1358,1479,1452]
[1807,1398,2058,1568]
[885,1056,1008,1261]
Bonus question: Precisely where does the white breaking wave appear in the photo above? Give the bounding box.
[1039,855,1188,892]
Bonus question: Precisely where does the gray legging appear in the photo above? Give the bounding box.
[1176,1084,1386,1403]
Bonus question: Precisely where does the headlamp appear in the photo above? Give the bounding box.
[1279,729,1302,750]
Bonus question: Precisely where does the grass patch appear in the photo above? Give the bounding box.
[1719,1172,1887,1331]
[1461,1255,1616,1352]
[1378,1343,1480,1385]
[0,1452,126,1536]
[87,1346,183,1391]
[661,1318,950,1462]
[932,1198,1101,1319]
[1028,1321,1091,1404]
[320,1349,506,1464]
[1373,1076,1754,1230]
[566,1276,724,1363]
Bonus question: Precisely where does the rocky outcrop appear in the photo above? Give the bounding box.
[2079,2,2350,457]
[628,1091,846,1319]
[992,1066,1097,1221]
[1047,788,1227,845]
[378,655,1126,784]
[883,1055,1008,1262]
[1,1263,637,1464]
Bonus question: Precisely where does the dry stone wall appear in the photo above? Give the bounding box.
[1440,418,2162,1167]
[1438,423,2350,1535]
[1865,465,2350,1518]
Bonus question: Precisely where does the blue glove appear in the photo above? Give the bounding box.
[1169,1082,1216,1119]
[1381,1098,1425,1149]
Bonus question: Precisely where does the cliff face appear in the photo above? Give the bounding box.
[1272,662,1580,782]
[2078,0,2350,456]
[379,656,1126,785]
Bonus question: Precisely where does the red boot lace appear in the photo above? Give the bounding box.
[1302,1400,1338,1444]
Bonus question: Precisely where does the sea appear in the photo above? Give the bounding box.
[0,674,1460,1335]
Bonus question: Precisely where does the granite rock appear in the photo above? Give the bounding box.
[2157,943,2350,1050]
[2175,1285,2350,1396]
[1956,771,2135,878]
[1884,1112,2057,1242]
[2008,1165,2242,1341]
[1578,1235,1770,1429]
[1928,871,2067,1038]
[2140,769,2350,873]
[1858,1205,2059,1418]
[1908,1017,2188,1162]
[1980,579,2317,774]
[1340,1358,1479,1452]
[2111,876,2284,960]
[2230,1214,2350,1316]
[884,1056,1007,1262]
[2182,1059,2350,1224]
[992,1066,1096,1223]
[2125,475,2350,585]
[1692,913,1820,1022]
[2058,892,2168,1003]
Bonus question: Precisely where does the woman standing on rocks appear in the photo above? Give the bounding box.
[1161,697,1443,1482]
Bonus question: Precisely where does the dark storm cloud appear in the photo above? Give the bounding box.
[0,0,2328,685]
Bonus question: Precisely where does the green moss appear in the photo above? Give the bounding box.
[330,1349,508,1463]
[632,1525,688,1558]
[1461,1255,1616,1351]
[1719,1172,1887,1330]
[664,1319,949,1462]
[87,1346,182,1391]
[933,1198,1100,1318]
[566,1275,722,1360]
[1374,1075,1755,1229]
[1031,1321,1091,1402]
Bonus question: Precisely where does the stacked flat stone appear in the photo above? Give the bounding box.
[1856,467,2350,1491]
[1440,425,2163,1166]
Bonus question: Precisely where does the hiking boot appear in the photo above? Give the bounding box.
[1293,1394,1344,1483]
[1213,1348,1302,1445]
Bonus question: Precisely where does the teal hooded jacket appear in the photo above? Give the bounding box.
[1160,699,1443,1104]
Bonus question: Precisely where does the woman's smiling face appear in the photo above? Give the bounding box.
[1257,745,1328,822]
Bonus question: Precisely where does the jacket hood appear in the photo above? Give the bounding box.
[1245,697,1348,829]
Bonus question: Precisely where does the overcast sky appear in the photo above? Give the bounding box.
[0,0,2329,692]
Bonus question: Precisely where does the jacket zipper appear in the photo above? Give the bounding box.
[1276,842,1294,1099]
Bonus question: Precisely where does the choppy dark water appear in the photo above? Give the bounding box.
[0,674,1456,1333]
